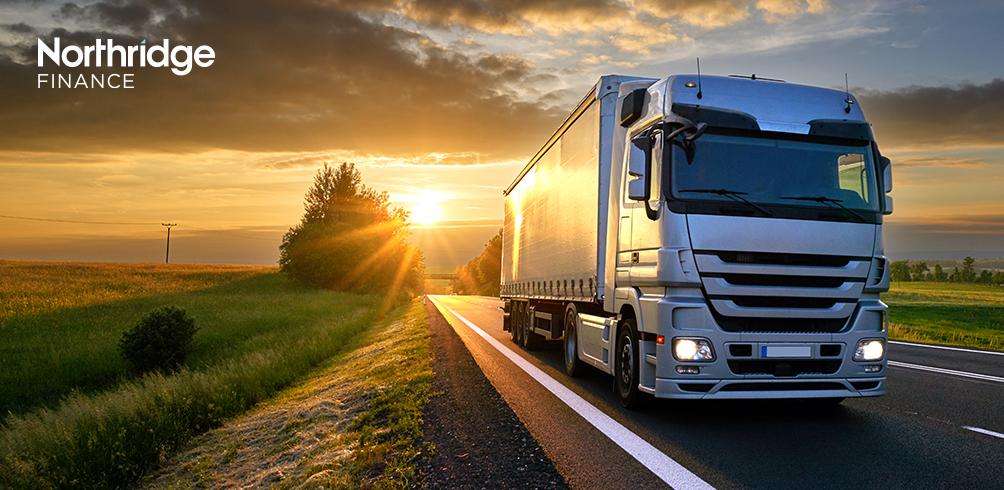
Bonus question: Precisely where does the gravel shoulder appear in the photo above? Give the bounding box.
[420,301,570,489]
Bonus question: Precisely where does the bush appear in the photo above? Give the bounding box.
[119,306,198,375]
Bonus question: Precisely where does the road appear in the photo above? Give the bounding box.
[429,295,1004,490]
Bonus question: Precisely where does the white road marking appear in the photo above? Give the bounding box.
[889,340,1004,357]
[430,296,715,490]
[888,361,1004,384]
[962,426,1004,440]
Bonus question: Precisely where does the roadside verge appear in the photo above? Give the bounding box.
[137,300,431,489]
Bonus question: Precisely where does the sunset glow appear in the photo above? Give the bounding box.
[412,201,442,225]
[1,1,1002,266]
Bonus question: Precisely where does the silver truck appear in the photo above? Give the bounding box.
[500,74,893,407]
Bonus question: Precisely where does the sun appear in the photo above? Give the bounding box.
[413,201,442,224]
[410,192,443,224]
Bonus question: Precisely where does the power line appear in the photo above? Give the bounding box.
[0,214,277,242]
[0,214,161,225]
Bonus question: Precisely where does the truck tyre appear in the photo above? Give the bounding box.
[522,303,543,351]
[615,318,642,409]
[513,302,524,345]
[509,301,520,344]
[563,304,585,377]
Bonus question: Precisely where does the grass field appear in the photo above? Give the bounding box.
[883,281,1004,350]
[137,300,431,489]
[0,260,406,488]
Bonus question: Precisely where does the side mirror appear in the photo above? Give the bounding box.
[620,88,647,127]
[883,195,894,215]
[629,134,649,177]
[880,156,892,193]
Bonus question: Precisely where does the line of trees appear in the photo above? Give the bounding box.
[279,163,424,301]
[451,229,502,296]
[890,256,1004,285]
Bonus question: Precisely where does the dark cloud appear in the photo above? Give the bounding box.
[404,0,627,33]
[884,215,1004,257]
[894,157,989,168]
[2,22,35,34]
[56,1,156,31]
[860,79,1004,150]
[0,0,564,159]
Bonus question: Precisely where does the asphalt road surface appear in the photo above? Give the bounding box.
[429,295,1004,490]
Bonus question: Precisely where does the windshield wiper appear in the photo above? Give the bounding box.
[678,188,773,217]
[780,196,868,222]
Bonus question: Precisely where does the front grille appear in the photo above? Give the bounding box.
[730,297,840,309]
[728,360,842,376]
[696,250,867,332]
[715,251,852,267]
[714,316,849,333]
[719,274,848,288]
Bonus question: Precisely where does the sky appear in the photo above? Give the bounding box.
[1,0,1002,267]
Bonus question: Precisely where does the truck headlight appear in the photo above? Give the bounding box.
[673,338,715,362]
[854,339,885,361]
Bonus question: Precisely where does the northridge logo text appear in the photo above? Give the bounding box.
[37,37,215,88]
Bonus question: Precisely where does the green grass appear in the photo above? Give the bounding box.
[883,282,1004,350]
[0,261,403,489]
[136,300,433,490]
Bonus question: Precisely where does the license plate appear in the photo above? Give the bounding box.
[762,345,812,358]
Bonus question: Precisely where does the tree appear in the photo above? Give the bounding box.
[279,163,424,300]
[950,267,961,282]
[961,256,977,283]
[452,229,502,296]
[978,269,993,284]
[910,261,929,282]
[932,263,948,282]
[994,271,1004,286]
[890,260,911,284]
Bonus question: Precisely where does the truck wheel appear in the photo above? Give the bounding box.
[522,304,543,351]
[509,302,520,344]
[563,304,585,377]
[615,318,642,409]
[513,302,524,345]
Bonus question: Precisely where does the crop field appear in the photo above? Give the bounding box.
[0,260,392,488]
[882,282,1004,350]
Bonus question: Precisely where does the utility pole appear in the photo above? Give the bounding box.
[162,223,177,263]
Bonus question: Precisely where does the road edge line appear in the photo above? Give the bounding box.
[429,296,715,490]
[887,360,1004,384]
[962,426,1004,440]
[888,341,1004,357]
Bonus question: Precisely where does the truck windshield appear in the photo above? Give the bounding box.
[670,131,880,213]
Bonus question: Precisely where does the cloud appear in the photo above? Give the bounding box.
[634,0,751,28]
[890,214,1004,235]
[0,0,564,160]
[259,150,511,170]
[860,79,1004,150]
[893,157,989,168]
[883,214,1004,257]
[402,0,629,34]
[755,0,829,22]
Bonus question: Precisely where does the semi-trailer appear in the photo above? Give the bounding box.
[500,74,893,407]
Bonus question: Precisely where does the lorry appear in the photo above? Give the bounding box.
[500,74,893,407]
